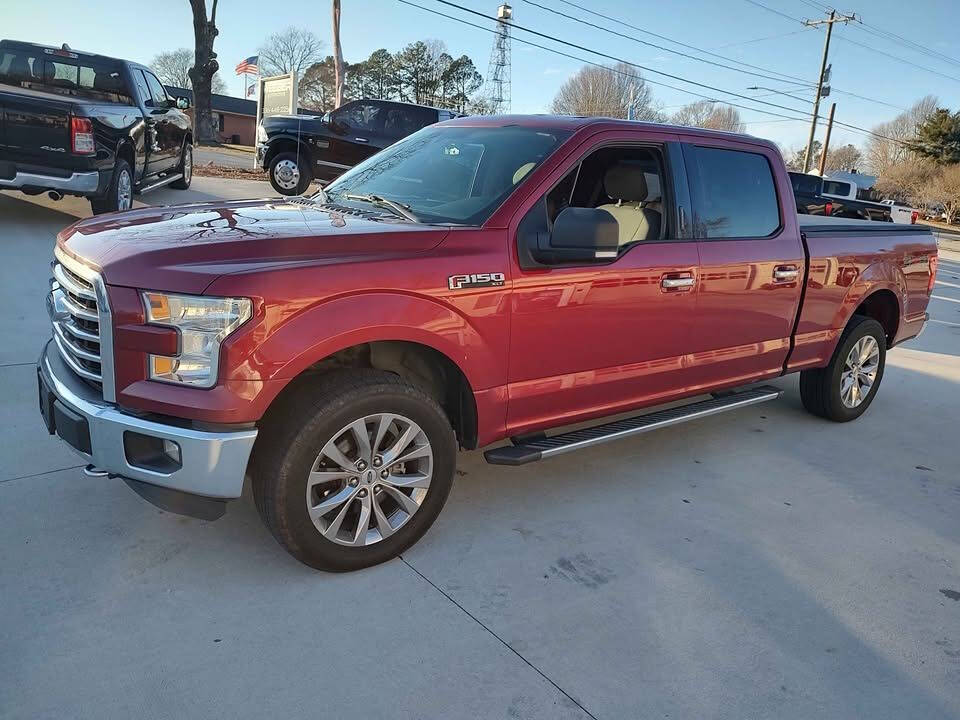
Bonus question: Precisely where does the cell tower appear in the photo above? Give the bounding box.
[484,4,512,114]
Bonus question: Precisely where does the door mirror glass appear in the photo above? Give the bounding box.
[176,96,189,110]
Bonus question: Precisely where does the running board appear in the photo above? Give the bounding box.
[484,385,782,466]
[138,173,183,194]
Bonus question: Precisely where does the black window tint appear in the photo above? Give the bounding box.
[822,180,851,196]
[142,70,169,108]
[334,102,383,132]
[132,70,150,105]
[688,146,779,238]
[790,172,820,194]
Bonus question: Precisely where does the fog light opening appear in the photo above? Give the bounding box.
[123,432,183,473]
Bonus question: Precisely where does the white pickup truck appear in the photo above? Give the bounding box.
[881,199,919,224]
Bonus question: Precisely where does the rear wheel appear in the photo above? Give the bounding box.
[800,315,886,422]
[171,142,192,189]
[268,151,311,195]
[90,159,133,215]
[252,370,456,571]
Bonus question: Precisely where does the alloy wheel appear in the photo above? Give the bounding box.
[840,335,880,408]
[117,169,132,211]
[306,413,433,546]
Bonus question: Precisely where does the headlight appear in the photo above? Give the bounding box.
[142,291,252,388]
[256,123,267,143]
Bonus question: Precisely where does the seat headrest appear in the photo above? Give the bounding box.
[93,71,120,93]
[603,163,649,202]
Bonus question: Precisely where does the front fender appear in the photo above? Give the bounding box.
[226,291,505,394]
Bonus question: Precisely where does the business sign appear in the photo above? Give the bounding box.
[255,72,298,123]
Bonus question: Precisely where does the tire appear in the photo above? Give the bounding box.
[268,151,311,196]
[800,315,886,422]
[171,142,192,189]
[252,370,457,571]
[89,158,133,215]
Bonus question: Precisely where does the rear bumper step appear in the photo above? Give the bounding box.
[484,385,783,466]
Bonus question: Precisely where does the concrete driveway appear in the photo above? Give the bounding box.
[2,181,959,719]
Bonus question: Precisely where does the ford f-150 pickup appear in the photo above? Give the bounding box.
[38,115,936,571]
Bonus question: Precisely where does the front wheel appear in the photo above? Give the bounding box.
[800,315,886,422]
[268,151,312,196]
[252,370,456,571]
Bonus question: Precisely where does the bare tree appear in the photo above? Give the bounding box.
[187,0,220,144]
[153,48,225,92]
[875,156,939,207]
[931,164,960,223]
[821,143,862,174]
[865,95,938,175]
[551,63,658,120]
[670,100,744,133]
[259,27,325,78]
[332,0,345,108]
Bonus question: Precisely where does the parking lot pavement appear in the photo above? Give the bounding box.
[194,145,256,170]
[2,183,959,719]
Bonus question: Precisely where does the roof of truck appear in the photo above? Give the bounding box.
[440,114,777,150]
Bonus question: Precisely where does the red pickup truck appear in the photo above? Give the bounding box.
[38,116,936,571]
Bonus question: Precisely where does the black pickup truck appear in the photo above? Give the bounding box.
[0,39,193,214]
[789,171,891,222]
[256,98,463,195]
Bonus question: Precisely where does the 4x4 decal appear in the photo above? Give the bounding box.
[448,273,506,290]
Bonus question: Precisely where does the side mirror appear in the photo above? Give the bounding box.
[535,207,619,263]
[176,97,190,110]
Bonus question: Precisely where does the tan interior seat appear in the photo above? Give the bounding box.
[596,164,662,246]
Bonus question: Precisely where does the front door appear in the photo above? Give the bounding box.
[681,141,804,389]
[327,100,386,169]
[139,69,180,176]
[506,133,702,436]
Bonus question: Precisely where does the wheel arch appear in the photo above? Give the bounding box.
[264,135,312,168]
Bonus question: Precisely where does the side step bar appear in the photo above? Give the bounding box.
[139,173,183,194]
[484,385,782,466]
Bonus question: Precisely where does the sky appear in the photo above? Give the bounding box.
[4,0,959,152]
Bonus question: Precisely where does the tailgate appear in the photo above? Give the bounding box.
[0,86,73,165]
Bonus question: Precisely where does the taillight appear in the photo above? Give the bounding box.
[824,201,833,216]
[929,253,938,294]
[70,117,95,155]
[911,210,918,224]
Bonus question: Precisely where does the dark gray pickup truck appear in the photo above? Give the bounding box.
[0,39,193,213]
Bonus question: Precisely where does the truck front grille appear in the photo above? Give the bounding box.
[49,250,107,392]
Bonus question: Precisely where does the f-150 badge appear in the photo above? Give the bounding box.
[448,272,506,290]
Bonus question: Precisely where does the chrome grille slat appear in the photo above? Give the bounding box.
[50,250,108,394]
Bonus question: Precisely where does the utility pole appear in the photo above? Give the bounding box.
[818,102,837,175]
[802,9,856,172]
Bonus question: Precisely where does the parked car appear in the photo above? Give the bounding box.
[39,116,935,571]
[0,39,192,214]
[256,98,463,195]
[881,199,919,224]
[789,171,892,221]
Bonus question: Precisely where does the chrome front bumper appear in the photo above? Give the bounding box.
[38,340,258,506]
[0,169,100,193]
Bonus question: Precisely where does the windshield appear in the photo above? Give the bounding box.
[322,125,570,225]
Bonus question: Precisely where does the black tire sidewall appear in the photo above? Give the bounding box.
[269,152,310,195]
[172,143,192,189]
[823,316,886,421]
[266,383,456,571]
[90,159,131,215]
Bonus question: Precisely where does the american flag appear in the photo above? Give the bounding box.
[235,55,259,76]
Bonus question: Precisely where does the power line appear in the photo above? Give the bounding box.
[521,0,815,87]
[396,0,910,147]
[744,0,960,85]
[710,27,814,50]
[853,19,960,70]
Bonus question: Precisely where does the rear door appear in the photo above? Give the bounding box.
[382,103,438,145]
[681,140,804,388]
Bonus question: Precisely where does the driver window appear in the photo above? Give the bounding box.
[542,146,668,247]
[333,102,383,132]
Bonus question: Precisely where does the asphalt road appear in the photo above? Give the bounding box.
[194,145,258,170]
[2,181,959,719]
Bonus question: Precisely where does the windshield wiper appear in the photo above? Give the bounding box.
[342,193,420,223]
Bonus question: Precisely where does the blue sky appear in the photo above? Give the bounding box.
[5,0,958,151]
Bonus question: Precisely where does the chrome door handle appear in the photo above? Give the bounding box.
[661,276,695,289]
[773,266,799,282]
[354,137,368,143]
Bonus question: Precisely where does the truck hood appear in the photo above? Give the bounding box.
[57,198,450,294]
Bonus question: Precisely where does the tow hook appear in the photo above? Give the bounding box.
[83,464,114,478]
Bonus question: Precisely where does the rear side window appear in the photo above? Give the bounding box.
[383,105,437,137]
[822,180,851,196]
[686,145,780,238]
[142,70,170,109]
